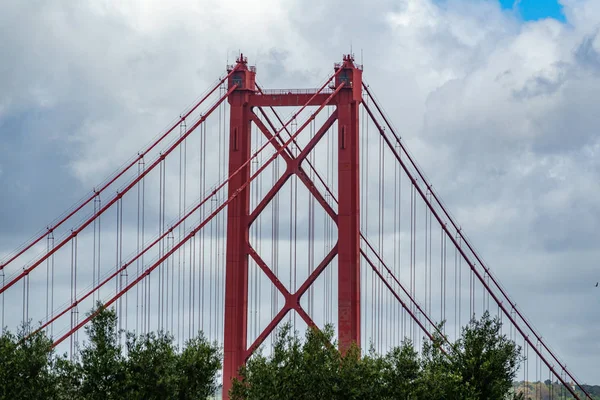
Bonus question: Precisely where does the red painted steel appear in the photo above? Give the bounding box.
[335,55,362,353]
[221,54,345,397]
[248,111,339,224]
[223,54,254,397]
[249,92,332,107]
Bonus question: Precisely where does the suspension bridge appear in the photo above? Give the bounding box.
[0,54,592,399]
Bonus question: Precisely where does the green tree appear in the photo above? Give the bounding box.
[52,353,83,399]
[230,324,342,400]
[0,303,223,400]
[334,344,385,399]
[380,340,420,399]
[124,331,179,400]
[176,333,222,400]
[0,324,57,399]
[231,324,398,400]
[451,311,523,399]
[231,313,525,400]
[79,303,126,400]
[414,330,469,400]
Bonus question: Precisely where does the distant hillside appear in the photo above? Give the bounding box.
[512,381,600,400]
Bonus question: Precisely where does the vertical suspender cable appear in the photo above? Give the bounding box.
[200,122,206,333]
[409,184,414,343]
[162,159,167,333]
[454,233,458,339]
[308,119,315,320]
[136,157,144,334]
[158,160,164,331]
[536,340,539,399]
[257,118,263,340]
[46,230,54,334]
[412,184,417,343]
[325,114,330,325]
[0,267,3,335]
[189,233,195,340]
[470,252,473,320]
[440,227,448,334]
[458,234,462,333]
[330,110,335,325]
[23,269,29,330]
[525,338,529,398]
[140,160,147,335]
[426,193,433,315]
[365,106,372,342]
[424,192,428,324]
[166,230,174,335]
[217,88,223,344]
[360,100,366,346]
[95,194,102,333]
[289,119,294,327]
[22,275,27,329]
[398,140,403,341]
[69,236,77,359]
[219,86,227,344]
[93,195,98,305]
[209,192,214,340]
[251,122,256,340]
[74,234,79,353]
[116,197,122,342]
[378,122,383,352]
[179,119,187,341]
[120,197,127,338]
[293,146,298,330]
[393,140,399,345]
[271,112,278,346]
[440,228,446,334]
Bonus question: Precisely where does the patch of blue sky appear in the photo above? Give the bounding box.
[498,0,566,22]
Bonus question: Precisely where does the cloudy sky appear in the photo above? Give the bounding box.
[1,0,599,384]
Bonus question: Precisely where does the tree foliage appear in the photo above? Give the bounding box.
[0,303,221,400]
[1,305,596,400]
[79,305,126,399]
[0,324,57,399]
[452,311,523,399]
[231,312,529,400]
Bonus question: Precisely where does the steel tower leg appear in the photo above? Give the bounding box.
[223,56,254,398]
[336,59,362,353]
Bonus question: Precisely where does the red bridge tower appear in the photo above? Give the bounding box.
[222,54,362,397]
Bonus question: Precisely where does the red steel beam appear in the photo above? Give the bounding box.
[244,244,338,359]
[223,68,253,392]
[249,92,332,107]
[336,58,362,354]
[248,111,338,225]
